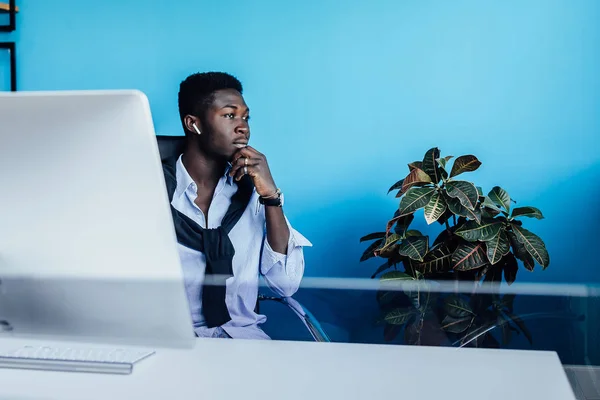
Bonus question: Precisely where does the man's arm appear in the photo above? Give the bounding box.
[264,205,290,254]
[229,145,290,253]
[228,145,312,295]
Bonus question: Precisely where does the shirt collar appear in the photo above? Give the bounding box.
[224,162,233,186]
[175,155,234,199]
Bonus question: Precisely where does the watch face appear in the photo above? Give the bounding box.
[280,193,285,207]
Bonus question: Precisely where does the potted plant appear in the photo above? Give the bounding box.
[359,147,550,347]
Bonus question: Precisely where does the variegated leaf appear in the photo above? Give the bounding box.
[360,238,384,262]
[446,195,482,223]
[486,230,510,265]
[401,167,432,194]
[445,180,478,210]
[443,295,474,318]
[408,161,423,171]
[436,155,454,169]
[449,155,482,178]
[397,236,429,262]
[511,206,544,220]
[455,220,503,242]
[452,242,488,271]
[398,187,435,216]
[508,231,535,271]
[424,191,447,225]
[380,271,414,282]
[376,233,402,258]
[489,186,511,213]
[385,308,417,325]
[422,147,442,183]
[511,225,550,269]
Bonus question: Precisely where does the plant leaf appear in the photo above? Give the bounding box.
[511,206,544,220]
[508,231,535,271]
[437,155,454,169]
[359,232,386,242]
[446,195,482,223]
[432,228,454,248]
[443,295,474,318]
[386,214,401,235]
[408,161,423,172]
[380,271,414,282]
[502,253,518,285]
[398,187,435,216]
[405,229,423,237]
[411,244,453,274]
[511,225,550,269]
[449,155,482,178]
[386,212,414,235]
[424,191,447,225]
[505,311,533,345]
[387,179,405,194]
[360,238,384,262]
[436,208,454,226]
[385,308,417,325]
[376,233,402,258]
[394,214,415,237]
[488,186,511,213]
[371,260,393,279]
[437,156,453,181]
[455,220,503,242]
[397,236,429,262]
[481,196,503,214]
[445,181,478,210]
[441,315,472,333]
[452,242,488,271]
[422,147,442,183]
[401,167,433,194]
[486,230,510,265]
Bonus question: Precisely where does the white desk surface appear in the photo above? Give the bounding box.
[0,336,575,400]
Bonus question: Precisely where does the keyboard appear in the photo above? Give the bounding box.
[0,344,155,374]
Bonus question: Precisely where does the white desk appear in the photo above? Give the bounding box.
[0,337,575,400]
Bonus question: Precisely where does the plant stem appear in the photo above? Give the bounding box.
[445,220,451,232]
[453,215,457,226]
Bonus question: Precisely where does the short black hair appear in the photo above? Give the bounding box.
[178,71,243,134]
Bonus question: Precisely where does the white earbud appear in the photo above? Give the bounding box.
[192,123,201,135]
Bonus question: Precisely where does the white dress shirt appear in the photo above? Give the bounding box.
[170,155,312,339]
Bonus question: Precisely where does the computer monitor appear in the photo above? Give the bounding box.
[0,90,195,348]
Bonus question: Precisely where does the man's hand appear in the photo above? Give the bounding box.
[230,146,278,197]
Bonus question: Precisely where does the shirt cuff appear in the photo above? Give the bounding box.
[261,225,312,276]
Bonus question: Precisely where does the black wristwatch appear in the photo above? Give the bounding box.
[259,189,284,207]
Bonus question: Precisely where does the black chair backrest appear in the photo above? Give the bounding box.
[156,135,185,161]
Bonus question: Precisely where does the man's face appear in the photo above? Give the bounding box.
[199,89,250,160]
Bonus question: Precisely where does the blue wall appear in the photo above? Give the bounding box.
[2,0,599,285]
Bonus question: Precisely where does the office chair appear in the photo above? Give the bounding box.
[155,135,331,342]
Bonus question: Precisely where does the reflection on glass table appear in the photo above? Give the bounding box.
[263,279,599,368]
[261,278,600,398]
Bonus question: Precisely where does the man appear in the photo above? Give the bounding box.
[162,71,311,339]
